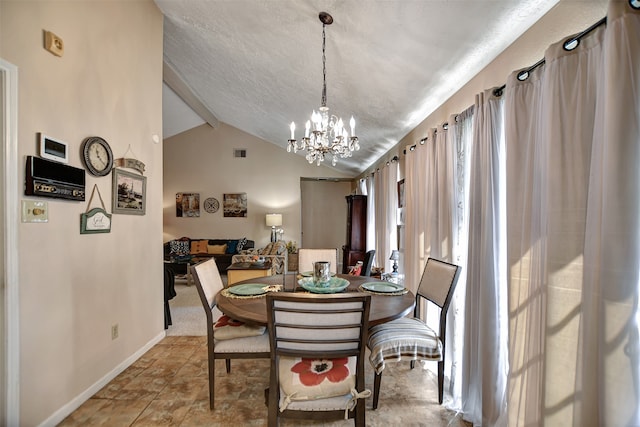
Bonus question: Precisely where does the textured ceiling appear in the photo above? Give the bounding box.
[156,0,560,176]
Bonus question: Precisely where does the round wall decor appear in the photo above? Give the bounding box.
[204,197,220,213]
[81,136,114,177]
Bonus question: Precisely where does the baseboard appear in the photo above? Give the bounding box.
[37,331,166,427]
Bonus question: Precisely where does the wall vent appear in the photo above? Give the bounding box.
[234,149,247,158]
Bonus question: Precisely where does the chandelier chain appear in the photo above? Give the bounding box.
[321,23,327,108]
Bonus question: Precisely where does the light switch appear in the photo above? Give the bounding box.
[22,200,48,223]
[44,30,64,57]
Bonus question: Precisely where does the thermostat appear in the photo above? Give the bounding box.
[39,133,69,164]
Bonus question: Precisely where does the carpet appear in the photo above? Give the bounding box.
[165,278,226,336]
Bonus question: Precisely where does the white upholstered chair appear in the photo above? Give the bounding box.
[191,258,270,409]
[265,292,371,426]
[367,258,461,408]
[297,248,339,274]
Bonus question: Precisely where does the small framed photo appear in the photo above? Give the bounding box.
[112,168,146,215]
[39,133,69,164]
[176,192,200,217]
[223,193,247,217]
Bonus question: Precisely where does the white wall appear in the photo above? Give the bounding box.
[363,0,609,177]
[0,1,164,425]
[163,123,352,250]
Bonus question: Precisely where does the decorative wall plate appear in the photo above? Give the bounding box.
[204,197,220,213]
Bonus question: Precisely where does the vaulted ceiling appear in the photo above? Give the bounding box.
[156,0,561,176]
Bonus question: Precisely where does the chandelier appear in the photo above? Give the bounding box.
[287,12,359,167]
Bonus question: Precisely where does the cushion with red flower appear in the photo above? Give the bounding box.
[213,315,265,340]
[278,356,356,407]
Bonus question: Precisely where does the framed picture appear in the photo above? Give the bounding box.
[176,192,200,217]
[223,193,247,217]
[112,168,146,215]
[397,179,405,208]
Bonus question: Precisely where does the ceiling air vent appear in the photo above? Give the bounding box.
[233,149,247,158]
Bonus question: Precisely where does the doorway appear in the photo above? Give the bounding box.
[1,58,19,426]
[300,178,352,273]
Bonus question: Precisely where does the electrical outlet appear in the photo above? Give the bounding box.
[111,324,119,340]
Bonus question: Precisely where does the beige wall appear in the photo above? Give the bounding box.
[363,0,609,178]
[163,123,352,250]
[0,1,164,425]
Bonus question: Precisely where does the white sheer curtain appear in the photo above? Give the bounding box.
[505,2,640,425]
[403,114,473,409]
[365,175,376,254]
[461,89,508,426]
[374,163,397,273]
[446,108,474,410]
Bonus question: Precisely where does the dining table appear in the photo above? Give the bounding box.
[216,273,415,327]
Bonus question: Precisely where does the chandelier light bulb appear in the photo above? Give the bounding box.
[289,122,295,140]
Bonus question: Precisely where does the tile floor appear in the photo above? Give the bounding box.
[59,336,470,426]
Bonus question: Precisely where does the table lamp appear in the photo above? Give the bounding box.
[266,213,282,242]
[389,250,400,273]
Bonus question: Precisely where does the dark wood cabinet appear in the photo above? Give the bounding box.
[342,195,367,273]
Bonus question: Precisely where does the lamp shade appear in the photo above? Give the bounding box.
[389,250,400,261]
[266,213,282,227]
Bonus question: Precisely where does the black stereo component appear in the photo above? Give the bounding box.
[25,155,86,201]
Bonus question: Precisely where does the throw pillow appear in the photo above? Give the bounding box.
[207,244,227,254]
[213,315,266,340]
[278,356,356,408]
[226,240,239,254]
[271,241,286,255]
[261,242,274,256]
[236,237,248,252]
[169,239,190,256]
[190,240,209,254]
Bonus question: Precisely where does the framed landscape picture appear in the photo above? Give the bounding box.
[223,193,247,217]
[112,168,146,215]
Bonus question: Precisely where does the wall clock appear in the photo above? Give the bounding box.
[81,136,114,177]
[204,197,219,213]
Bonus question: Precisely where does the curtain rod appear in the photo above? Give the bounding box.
[493,16,607,97]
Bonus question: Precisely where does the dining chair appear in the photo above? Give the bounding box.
[360,250,376,277]
[191,258,271,409]
[367,257,461,408]
[297,248,339,274]
[265,292,372,427]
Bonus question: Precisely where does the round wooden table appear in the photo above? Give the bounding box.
[216,274,415,327]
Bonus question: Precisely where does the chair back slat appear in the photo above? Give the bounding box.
[267,293,370,355]
[297,248,339,274]
[360,250,376,276]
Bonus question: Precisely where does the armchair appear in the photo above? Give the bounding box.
[232,240,288,274]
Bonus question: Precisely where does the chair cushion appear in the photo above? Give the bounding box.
[367,317,442,375]
[214,333,270,353]
[278,356,356,409]
[213,314,265,340]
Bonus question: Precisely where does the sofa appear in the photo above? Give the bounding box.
[164,237,255,274]
[231,240,288,275]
